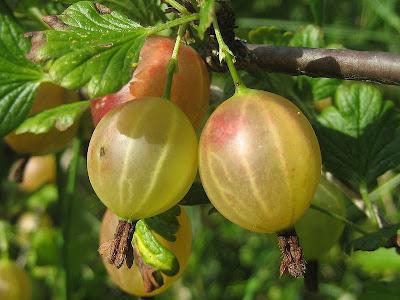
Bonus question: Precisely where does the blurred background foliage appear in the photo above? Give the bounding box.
[1,0,400,299]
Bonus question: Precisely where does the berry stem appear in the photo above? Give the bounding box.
[163,25,186,100]
[149,13,198,35]
[277,228,306,278]
[359,181,380,227]
[212,17,248,94]
[163,0,189,14]
[310,204,368,235]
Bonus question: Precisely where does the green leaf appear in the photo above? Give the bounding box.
[0,0,43,137]
[15,101,89,134]
[133,219,180,277]
[350,248,400,274]
[198,0,215,39]
[102,0,165,26]
[29,1,149,98]
[346,224,399,253]
[316,83,400,188]
[289,24,324,48]
[311,78,341,101]
[144,206,181,242]
[248,26,293,46]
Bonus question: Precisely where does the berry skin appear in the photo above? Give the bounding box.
[91,36,210,128]
[87,97,198,220]
[199,89,321,233]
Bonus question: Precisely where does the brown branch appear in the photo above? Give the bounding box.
[246,44,400,86]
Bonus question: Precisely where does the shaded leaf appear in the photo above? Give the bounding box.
[144,206,181,242]
[346,223,399,253]
[0,0,43,137]
[15,101,89,134]
[180,181,211,206]
[316,83,400,188]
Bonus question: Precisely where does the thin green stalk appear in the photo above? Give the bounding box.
[163,25,186,99]
[57,137,82,300]
[359,181,379,227]
[148,13,198,35]
[212,18,247,94]
[163,0,189,14]
[310,204,368,235]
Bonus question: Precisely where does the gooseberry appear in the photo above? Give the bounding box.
[87,97,198,220]
[199,89,321,233]
[91,36,210,128]
[18,155,56,193]
[99,207,192,297]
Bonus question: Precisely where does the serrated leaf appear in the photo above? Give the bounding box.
[29,1,150,98]
[346,224,399,253]
[133,219,180,276]
[316,83,400,188]
[144,206,181,242]
[198,0,215,39]
[15,101,89,134]
[0,0,43,137]
[289,24,324,48]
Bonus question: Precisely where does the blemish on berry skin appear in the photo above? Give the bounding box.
[100,147,106,157]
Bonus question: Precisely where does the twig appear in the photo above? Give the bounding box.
[246,44,400,86]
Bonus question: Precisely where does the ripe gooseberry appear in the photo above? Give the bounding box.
[0,260,32,300]
[87,97,198,220]
[100,208,192,297]
[199,89,321,233]
[18,155,56,192]
[5,82,78,155]
[295,177,346,259]
[91,36,210,128]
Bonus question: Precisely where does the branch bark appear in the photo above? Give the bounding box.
[247,44,400,85]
